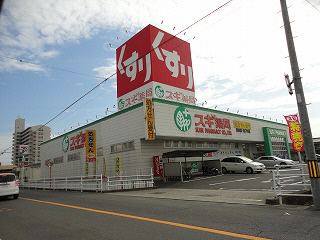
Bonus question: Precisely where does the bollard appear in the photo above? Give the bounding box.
[80,175,83,192]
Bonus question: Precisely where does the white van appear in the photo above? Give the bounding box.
[0,173,19,199]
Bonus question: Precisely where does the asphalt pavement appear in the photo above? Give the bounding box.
[1,189,319,240]
[107,169,309,206]
[1,168,316,240]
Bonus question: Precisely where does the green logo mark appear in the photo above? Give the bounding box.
[174,107,192,132]
[155,86,164,98]
[62,136,69,152]
[118,99,124,110]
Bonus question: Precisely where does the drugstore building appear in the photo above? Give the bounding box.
[40,25,291,178]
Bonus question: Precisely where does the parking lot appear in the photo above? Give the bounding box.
[160,165,310,191]
[108,164,311,206]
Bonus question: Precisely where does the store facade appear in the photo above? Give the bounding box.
[40,98,290,178]
[40,24,291,178]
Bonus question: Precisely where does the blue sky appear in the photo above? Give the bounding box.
[1,0,320,165]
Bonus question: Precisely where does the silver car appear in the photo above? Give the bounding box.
[255,156,295,168]
[221,156,266,174]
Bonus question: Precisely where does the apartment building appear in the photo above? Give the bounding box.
[12,118,51,166]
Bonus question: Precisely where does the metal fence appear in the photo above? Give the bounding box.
[20,168,154,192]
[272,164,312,204]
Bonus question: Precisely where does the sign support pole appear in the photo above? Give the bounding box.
[298,152,302,164]
[280,0,320,209]
[50,166,52,190]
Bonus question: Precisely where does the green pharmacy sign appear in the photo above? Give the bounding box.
[62,135,69,152]
[174,107,192,132]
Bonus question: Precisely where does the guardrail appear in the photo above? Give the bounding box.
[272,164,312,204]
[20,169,154,192]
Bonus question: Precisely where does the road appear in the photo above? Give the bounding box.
[0,189,319,240]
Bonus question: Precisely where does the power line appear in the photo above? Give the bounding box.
[50,87,114,128]
[0,55,107,80]
[48,35,200,129]
[48,34,199,130]
[39,0,233,130]
[1,0,234,155]
[305,0,320,13]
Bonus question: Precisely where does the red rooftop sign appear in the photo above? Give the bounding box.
[116,24,195,110]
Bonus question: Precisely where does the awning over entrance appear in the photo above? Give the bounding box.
[162,149,218,158]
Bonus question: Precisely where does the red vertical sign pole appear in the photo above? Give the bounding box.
[50,166,52,190]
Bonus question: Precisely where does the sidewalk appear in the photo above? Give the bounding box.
[107,188,275,206]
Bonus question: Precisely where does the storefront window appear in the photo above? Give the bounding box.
[164,140,171,148]
[128,141,134,149]
[122,142,128,150]
[164,140,192,148]
[111,141,135,153]
[53,156,63,164]
[172,141,179,148]
[208,142,218,148]
[97,147,104,156]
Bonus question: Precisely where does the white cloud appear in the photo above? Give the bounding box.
[111,81,117,90]
[0,56,45,72]
[73,82,84,87]
[36,50,60,58]
[310,116,320,139]
[0,133,13,166]
[1,0,319,136]
[92,58,116,79]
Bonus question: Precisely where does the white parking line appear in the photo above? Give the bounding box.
[276,168,301,172]
[183,175,223,183]
[225,189,306,192]
[209,177,260,186]
[261,175,301,183]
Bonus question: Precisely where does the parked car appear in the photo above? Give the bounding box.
[0,173,19,199]
[220,156,266,174]
[255,156,295,168]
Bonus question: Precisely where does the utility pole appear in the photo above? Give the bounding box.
[280,0,320,210]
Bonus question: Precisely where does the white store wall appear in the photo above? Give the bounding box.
[153,99,290,142]
[40,104,146,178]
[40,99,291,179]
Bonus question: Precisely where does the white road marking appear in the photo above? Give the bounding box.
[0,208,12,212]
[221,189,306,192]
[183,175,223,183]
[218,198,263,202]
[261,175,301,183]
[209,177,259,186]
[282,179,295,183]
